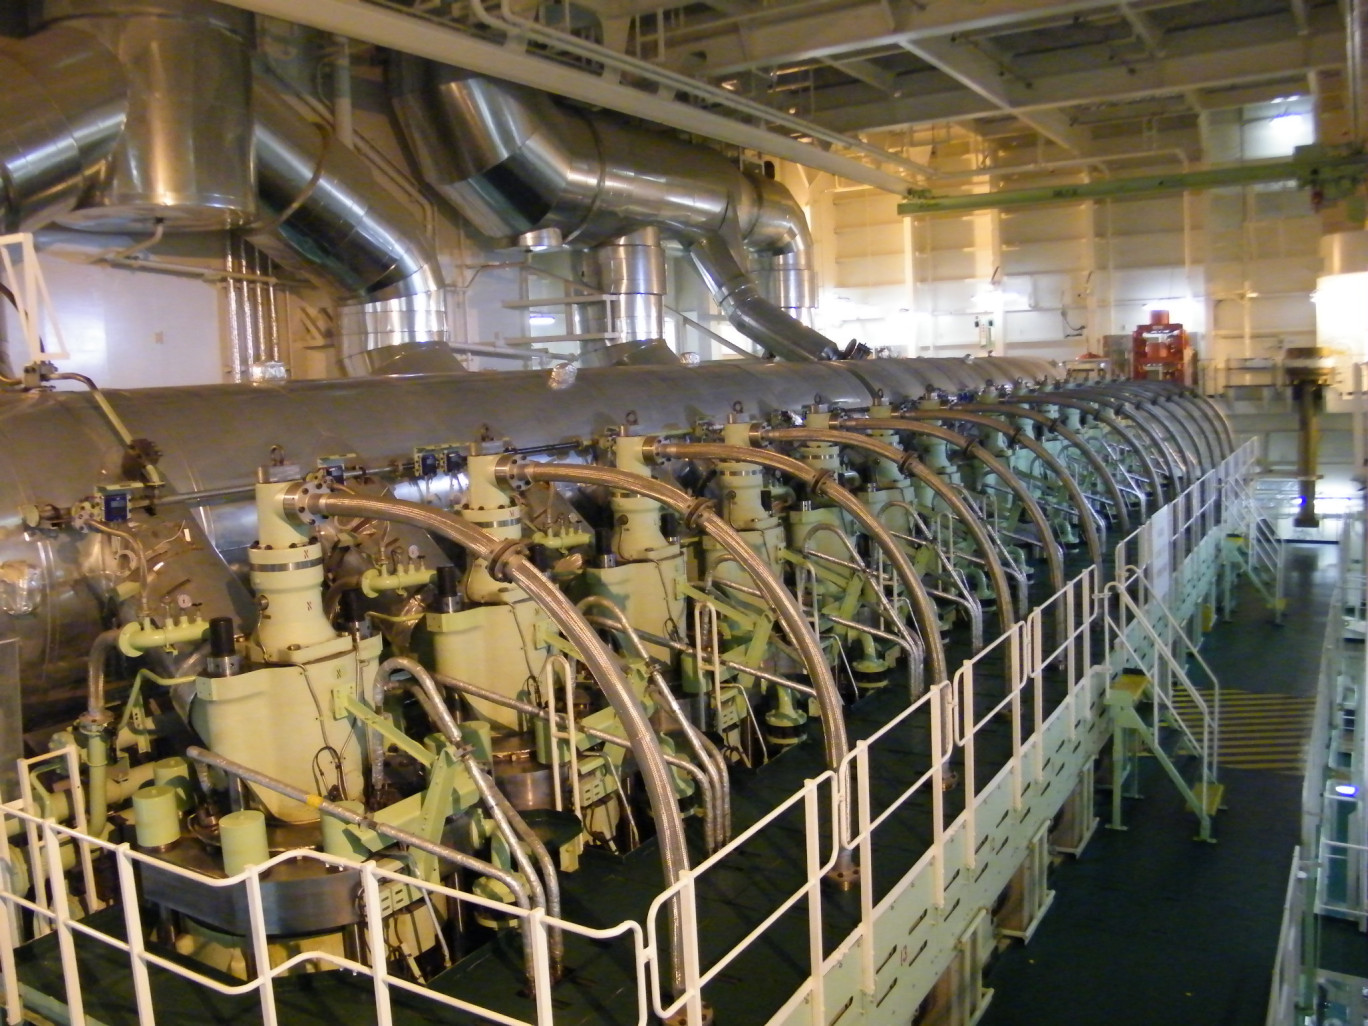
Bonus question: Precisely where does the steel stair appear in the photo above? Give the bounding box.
[1103,579,1225,842]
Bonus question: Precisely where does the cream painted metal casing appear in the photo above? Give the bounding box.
[584,557,686,665]
[612,436,676,561]
[461,452,525,605]
[428,604,549,732]
[192,484,384,822]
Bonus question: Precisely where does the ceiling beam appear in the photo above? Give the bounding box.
[210,0,921,193]
[901,35,1090,152]
[814,20,1343,133]
[658,0,1156,77]
[822,56,899,95]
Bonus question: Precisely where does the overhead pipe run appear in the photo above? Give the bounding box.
[389,63,838,362]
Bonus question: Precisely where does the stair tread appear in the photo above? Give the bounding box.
[1192,780,1225,816]
[1108,672,1150,704]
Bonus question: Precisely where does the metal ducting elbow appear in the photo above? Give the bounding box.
[0,25,127,232]
[390,60,835,362]
[746,176,818,327]
[252,83,453,377]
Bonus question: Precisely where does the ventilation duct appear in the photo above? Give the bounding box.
[39,0,256,232]
[250,84,453,376]
[0,27,127,232]
[390,63,835,362]
[0,1,450,377]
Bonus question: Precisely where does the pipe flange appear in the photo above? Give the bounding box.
[807,468,835,496]
[681,497,715,531]
[492,453,530,492]
[280,480,332,526]
[485,539,530,583]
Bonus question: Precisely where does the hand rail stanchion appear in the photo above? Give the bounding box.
[116,845,157,1026]
[962,662,977,870]
[805,781,827,1026]
[362,862,396,1026]
[0,809,21,1026]
[1010,625,1023,810]
[931,682,946,909]
[244,867,279,1026]
[43,821,84,1026]
[529,908,555,1026]
[855,744,875,998]
[681,869,705,1026]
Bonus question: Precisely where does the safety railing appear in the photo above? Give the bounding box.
[645,773,841,1024]
[0,802,647,1026]
[1264,847,1308,1026]
[0,441,1257,1026]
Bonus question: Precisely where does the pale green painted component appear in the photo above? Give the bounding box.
[529,527,593,550]
[360,564,437,597]
[340,693,433,766]
[220,809,269,876]
[461,720,493,763]
[117,616,210,658]
[462,451,525,604]
[321,800,369,861]
[584,554,687,664]
[411,747,465,882]
[131,785,180,848]
[899,146,1368,215]
[152,756,192,813]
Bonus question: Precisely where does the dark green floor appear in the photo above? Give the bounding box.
[979,543,1341,1026]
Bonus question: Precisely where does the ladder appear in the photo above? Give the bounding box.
[1103,576,1225,842]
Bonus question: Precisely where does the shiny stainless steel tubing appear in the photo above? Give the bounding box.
[389,61,837,361]
[434,669,721,855]
[840,419,1064,598]
[1049,390,1187,487]
[688,234,835,361]
[460,749,564,979]
[379,654,561,969]
[578,595,729,850]
[652,440,947,687]
[253,83,446,374]
[1010,396,1166,503]
[888,410,1103,566]
[958,403,1132,535]
[294,490,690,995]
[768,428,1016,633]
[1084,385,1213,473]
[504,461,849,774]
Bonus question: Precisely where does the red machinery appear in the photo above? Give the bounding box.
[1131,310,1190,383]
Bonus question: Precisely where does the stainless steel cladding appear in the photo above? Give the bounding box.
[389,63,835,361]
[251,83,448,375]
[41,0,257,232]
[0,26,127,232]
[593,227,666,345]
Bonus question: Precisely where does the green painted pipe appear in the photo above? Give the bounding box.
[899,147,1368,215]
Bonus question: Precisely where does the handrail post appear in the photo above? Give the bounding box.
[855,745,875,997]
[805,781,828,1025]
[116,845,157,1026]
[43,821,84,1026]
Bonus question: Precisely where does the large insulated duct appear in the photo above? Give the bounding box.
[1,1,450,377]
[389,63,836,362]
[251,83,452,376]
[39,0,256,232]
[0,26,127,232]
